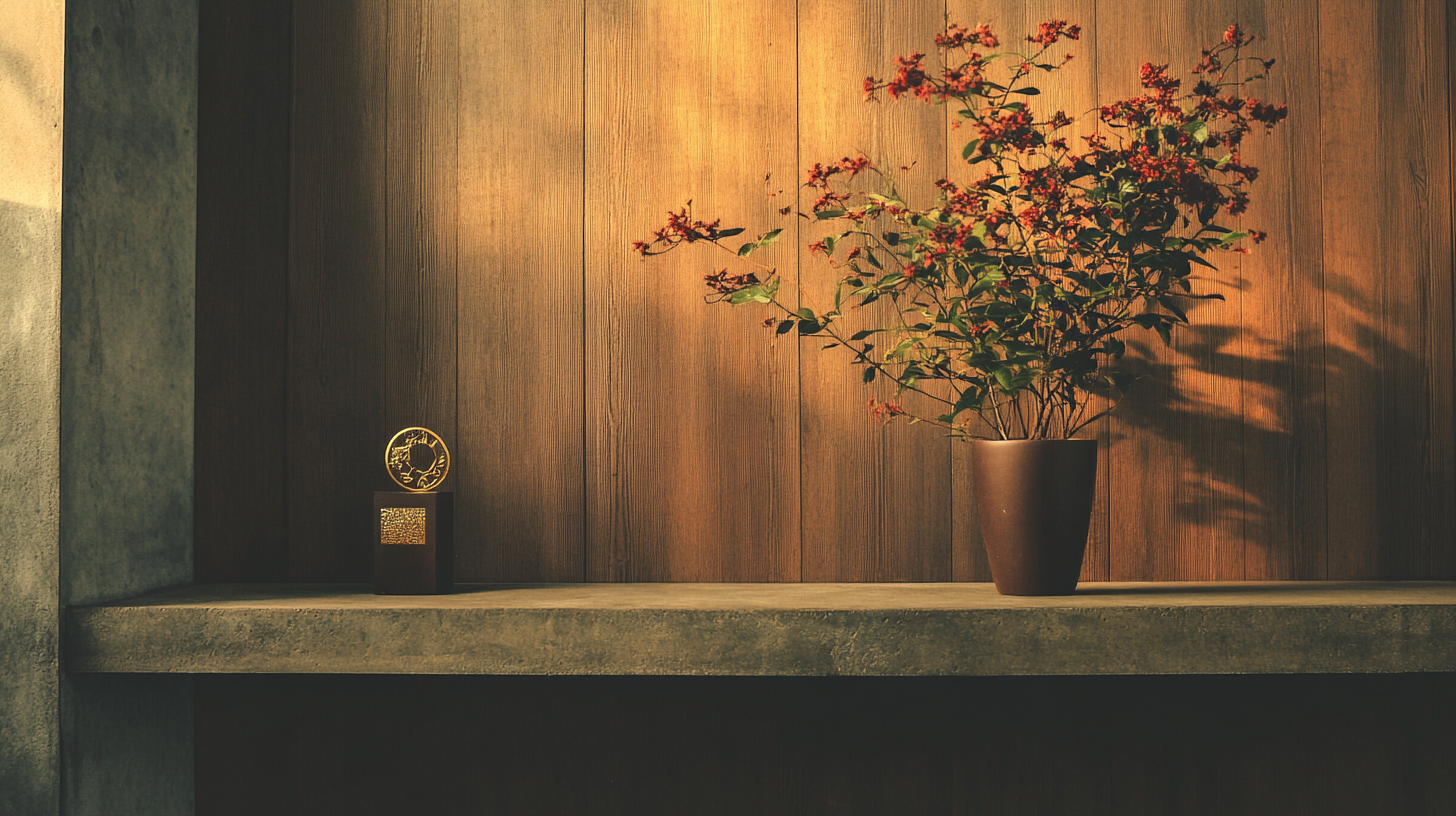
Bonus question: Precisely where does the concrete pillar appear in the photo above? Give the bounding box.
[0,3,66,811]
[1,0,197,813]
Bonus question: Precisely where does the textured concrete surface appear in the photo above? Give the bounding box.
[0,3,65,812]
[68,582,1456,676]
[61,0,195,606]
[61,676,194,816]
[57,0,197,813]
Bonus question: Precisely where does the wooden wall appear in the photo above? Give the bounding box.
[196,0,1455,583]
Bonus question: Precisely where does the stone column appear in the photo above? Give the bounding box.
[1,0,197,813]
[0,2,65,812]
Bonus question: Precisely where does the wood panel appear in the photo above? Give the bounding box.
[191,0,1455,583]
[384,1,458,487]
[797,0,953,582]
[288,0,388,581]
[584,0,800,581]
[1103,0,1245,582]
[1237,0,1327,579]
[1323,0,1454,579]
[195,673,1456,816]
[456,0,585,582]
[195,0,292,581]
[943,0,1104,583]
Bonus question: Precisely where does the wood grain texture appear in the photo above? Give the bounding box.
[585,0,800,581]
[455,0,585,582]
[195,0,292,582]
[288,0,388,581]
[384,0,458,488]
[1236,0,1327,580]
[193,0,1455,583]
[797,0,953,582]
[1323,0,1454,579]
[1103,0,1245,582]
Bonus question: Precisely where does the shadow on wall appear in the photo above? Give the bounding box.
[1110,261,1450,578]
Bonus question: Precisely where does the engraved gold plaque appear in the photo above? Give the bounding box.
[380,507,427,546]
[385,427,450,492]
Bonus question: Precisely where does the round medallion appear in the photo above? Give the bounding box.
[384,427,451,492]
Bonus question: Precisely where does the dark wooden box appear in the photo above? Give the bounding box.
[373,491,454,595]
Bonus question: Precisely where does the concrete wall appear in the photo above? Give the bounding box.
[0,0,196,813]
[0,3,66,812]
[59,0,198,812]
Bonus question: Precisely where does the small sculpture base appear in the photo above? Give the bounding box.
[374,491,454,595]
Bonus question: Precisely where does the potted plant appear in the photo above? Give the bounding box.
[635,20,1287,595]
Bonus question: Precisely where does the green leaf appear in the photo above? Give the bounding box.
[993,368,1016,392]
[850,329,881,341]
[961,139,982,161]
[798,319,821,335]
[794,307,816,320]
[717,227,745,238]
[1183,119,1209,144]
[815,209,846,220]
[775,319,795,335]
[1218,230,1249,245]
[862,367,877,384]
[737,242,757,257]
[759,228,785,246]
[1011,87,1041,96]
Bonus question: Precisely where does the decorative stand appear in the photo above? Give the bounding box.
[374,490,454,595]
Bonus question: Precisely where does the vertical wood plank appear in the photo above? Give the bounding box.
[1102,0,1244,582]
[456,0,585,582]
[943,0,1103,583]
[1421,0,1454,580]
[384,1,458,489]
[195,0,292,581]
[1323,0,1453,579]
[289,0,388,581]
[585,0,800,581]
[1237,0,1327,579]
[798,0,952,582]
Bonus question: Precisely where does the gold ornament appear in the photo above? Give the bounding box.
[384,427,450,492]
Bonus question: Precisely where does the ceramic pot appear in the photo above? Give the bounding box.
[971,439,1098,596]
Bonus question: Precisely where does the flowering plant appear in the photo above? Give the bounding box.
[636,20,1287,440]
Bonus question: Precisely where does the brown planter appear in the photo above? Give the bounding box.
[971,439,1098,596]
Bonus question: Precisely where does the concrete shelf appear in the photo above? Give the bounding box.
[66,582,1456,677]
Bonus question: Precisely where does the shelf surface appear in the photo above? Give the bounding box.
[66,581,1456,676]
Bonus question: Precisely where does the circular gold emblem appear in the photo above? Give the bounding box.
[385,427,451,492]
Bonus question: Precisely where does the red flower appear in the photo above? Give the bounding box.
[886,52,930,99]
[1028,19,1081,46]
[936,22,999,50]
[1246,98,1289,128]
[1224,24,1249,46]
[868,397,907,423]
